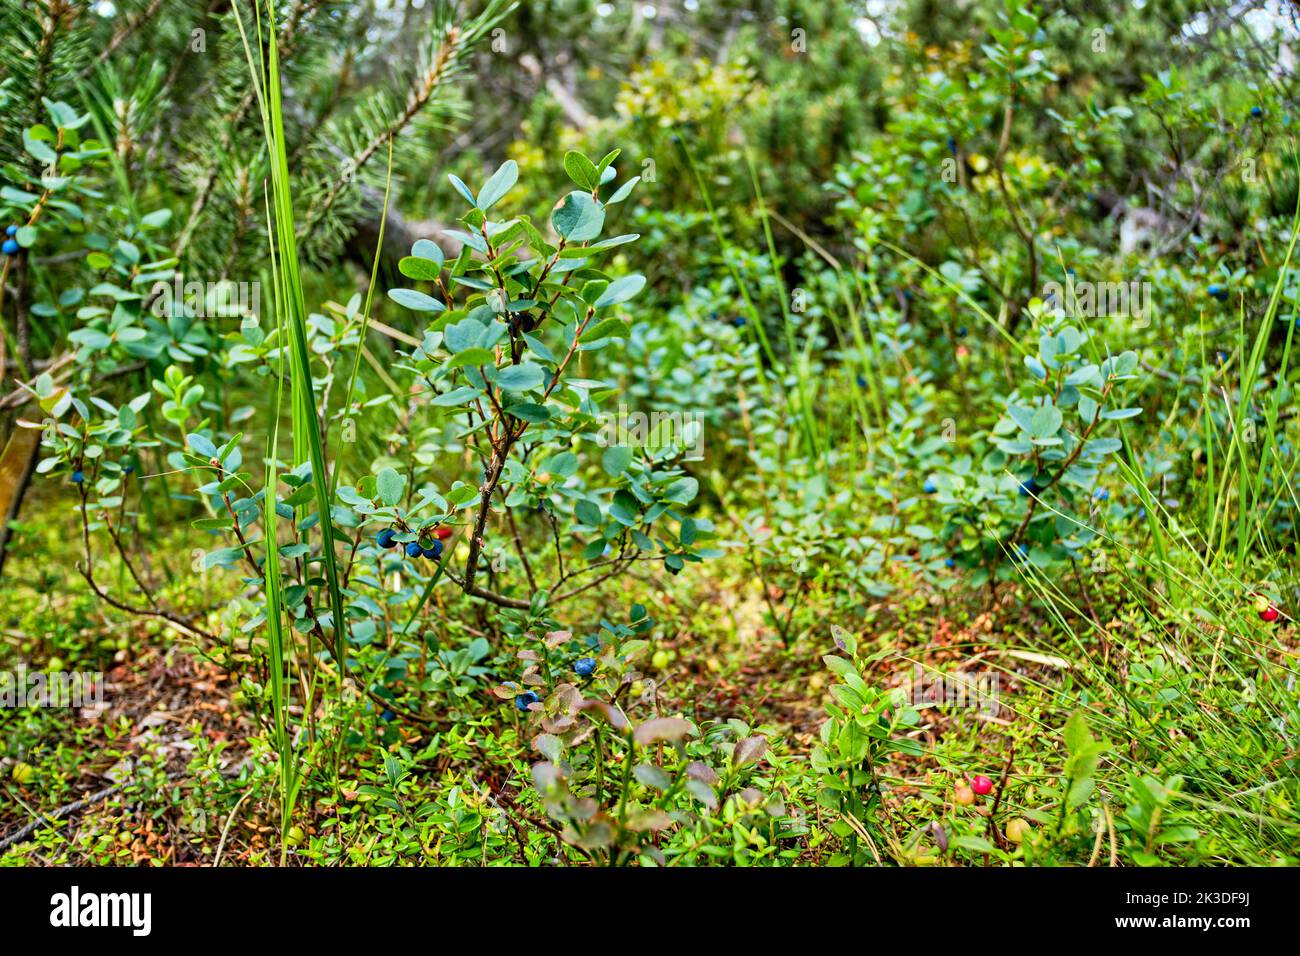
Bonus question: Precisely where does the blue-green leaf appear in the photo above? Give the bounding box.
[551,191,605,242]
[602,445,633,476]
[594,274,645,308]
[477,160,518,211]
[387,288,444,312]
[448,174,477,207]
[495,363,545,392]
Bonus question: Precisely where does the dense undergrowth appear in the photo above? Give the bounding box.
[2,0,1299,866]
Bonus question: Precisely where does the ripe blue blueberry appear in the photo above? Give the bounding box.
[421,540,443,560]
[1093,488,1109,501]
[1251,105,1263,118]
[1208,283,1228,302]
[515,690,540,711]
[71,469,84,484]
[376,528,397,549]
[574,657,597,677]
[2,239,18,256]
[380,709,395,722]
[956,325,968,337]
[405,541,422,558]
[944,557,956,569]
[1018,478,1039,497]
[4,225,16,236]
[731,316,746,328]
[923,478,937,494]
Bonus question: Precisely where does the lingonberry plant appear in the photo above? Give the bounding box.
[811,625,922,865]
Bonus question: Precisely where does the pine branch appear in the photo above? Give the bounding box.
[79,0,169,78]
[296,29,460,240]
[175,0,322,258]
[297,0,516,245]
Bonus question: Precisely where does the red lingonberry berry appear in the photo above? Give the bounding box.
[970,775,994,796]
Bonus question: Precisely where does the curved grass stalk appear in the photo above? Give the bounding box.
[232,0,350,858]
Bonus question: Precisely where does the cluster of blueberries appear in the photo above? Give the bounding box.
[374,525,449,561]
[2,224,19,256]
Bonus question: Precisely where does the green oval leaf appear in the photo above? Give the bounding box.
[551,191,605,242]
[387,288,444,312]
